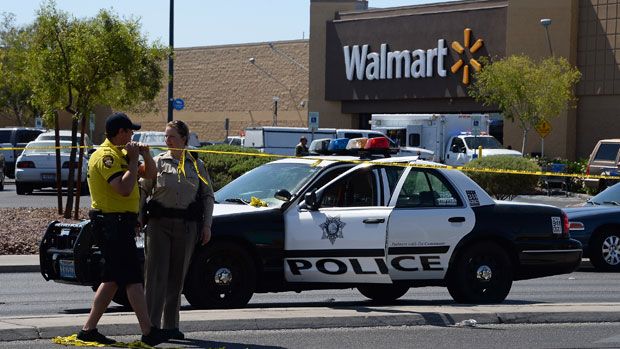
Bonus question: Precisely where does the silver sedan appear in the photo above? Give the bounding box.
[14,140,88,195]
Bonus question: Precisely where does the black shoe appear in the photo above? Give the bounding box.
[165,328,185,340]
[141,326,168,347]
[77,328,116,345]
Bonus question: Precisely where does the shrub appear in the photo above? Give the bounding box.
[464,155,540,200]
[196,145,274,191]
[535,157,589,193]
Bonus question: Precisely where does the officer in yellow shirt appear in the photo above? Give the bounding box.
[78,112,167,347]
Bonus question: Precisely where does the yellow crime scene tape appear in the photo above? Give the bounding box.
[51,333,180,348]
[2,144,618,181]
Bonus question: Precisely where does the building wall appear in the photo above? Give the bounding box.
[575,0,620,158]
[132,40,309,142]
[504,0,579,159]
[308,0,367,129]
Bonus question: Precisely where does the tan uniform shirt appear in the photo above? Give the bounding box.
[140,151,214,229]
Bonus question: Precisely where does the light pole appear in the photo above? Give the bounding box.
[540,18,553,56]
[167,0,174,122]
[539,18,553,158]
[272,96,280,126]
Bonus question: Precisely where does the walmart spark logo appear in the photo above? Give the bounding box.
[450,28,484,85]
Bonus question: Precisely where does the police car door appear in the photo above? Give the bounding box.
[284,165,393,284]
[386,167,475,280]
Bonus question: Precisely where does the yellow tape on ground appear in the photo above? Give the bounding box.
[51,334,160,348]
[3,144,618,181]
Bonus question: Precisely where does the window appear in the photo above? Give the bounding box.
[306,166,351,193]
[396,169,461,208]
[321,168,376,207]
[594,143,620,161]
[0,130,11,143]
[343,132,363,139]
[450,138,465,153]
[408,133,421,147]
[16,130,42,144]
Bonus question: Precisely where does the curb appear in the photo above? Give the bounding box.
[0,255,39,274]
[1,303,620,342]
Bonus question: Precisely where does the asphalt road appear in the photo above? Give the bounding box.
[3,322,620,348]
[1,265,617,318]
[0,178,91,208]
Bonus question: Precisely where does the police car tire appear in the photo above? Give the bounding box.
[184,242,256,309]
[357,284,409,303]
[589,230,620,272]
[447,242,513,304]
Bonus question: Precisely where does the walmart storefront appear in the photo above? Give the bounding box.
[310,0,619,160]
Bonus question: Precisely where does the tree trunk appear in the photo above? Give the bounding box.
[73,114,87,219]
[54,113,63,215]
[63,118,78,219]
[521,129,528,156]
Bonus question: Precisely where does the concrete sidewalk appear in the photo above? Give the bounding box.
[0,254,39,273]
[1,303,620,342]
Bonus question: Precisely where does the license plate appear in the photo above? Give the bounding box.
[59,260,76,279]
[41,173,55,181]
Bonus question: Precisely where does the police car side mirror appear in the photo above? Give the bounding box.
[274,189,292,201]
[302,191,318,211]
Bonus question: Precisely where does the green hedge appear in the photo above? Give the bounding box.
[196,145,274,191]
[464,155,540,200]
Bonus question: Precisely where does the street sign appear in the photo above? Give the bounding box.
[34,116,43,129]
[173,98,185,111]
[308,111,319,131]
[471,115,481,136]
[535,119,552,138]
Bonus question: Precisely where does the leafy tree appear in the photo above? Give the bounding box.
[0,13,38,126]
[26,1,167,218]
[468,55,581,155]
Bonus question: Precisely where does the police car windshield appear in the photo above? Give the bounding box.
[463,136,503,149]
[215,162,322,207]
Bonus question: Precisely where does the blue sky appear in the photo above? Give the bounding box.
[4,0,454,48]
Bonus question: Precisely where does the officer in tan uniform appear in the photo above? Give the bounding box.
[140,120,214,340]
[79,112,167,346]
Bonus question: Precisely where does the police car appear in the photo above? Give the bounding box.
[40,137,582,308]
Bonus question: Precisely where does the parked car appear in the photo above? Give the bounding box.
[0,127,46,178]
[225,136,245,146]
[566,181,620,271]
[133,131,201,148]
[35,130,93,149]
[14,140,88,195]
[0,153,5,191]
[583,139,620,193]
[41,144,581,308]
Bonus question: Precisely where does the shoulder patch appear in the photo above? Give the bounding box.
[102,155,114,168]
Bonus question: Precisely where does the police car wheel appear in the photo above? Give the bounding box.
[589,230,620,272]
[184,242,256,309]
[357,284,409,303]
[447,242,513,304]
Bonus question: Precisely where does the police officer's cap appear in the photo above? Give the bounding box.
[105,112,141,135]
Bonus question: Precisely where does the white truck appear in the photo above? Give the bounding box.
[244,126,390,156]
[371,114,521,166]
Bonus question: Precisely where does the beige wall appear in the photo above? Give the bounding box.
[504,0,579,159]
[132,40,309,142]
[308,0,367,129]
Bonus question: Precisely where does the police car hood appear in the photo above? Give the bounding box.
[213,203,277,216]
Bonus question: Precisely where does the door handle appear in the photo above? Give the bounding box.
[448,216,466,223]
[363,218,385,224]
